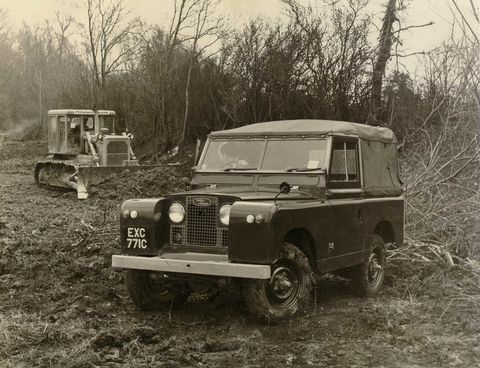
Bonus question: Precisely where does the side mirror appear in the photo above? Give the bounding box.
[279,182,291,194]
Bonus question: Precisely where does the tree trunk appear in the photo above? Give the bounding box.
[368,0,396,126]
[180,57,194,145]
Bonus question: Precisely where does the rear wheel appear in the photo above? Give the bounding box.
[351,234,386,296]
[243,243,313,323]
[126,270,189,311]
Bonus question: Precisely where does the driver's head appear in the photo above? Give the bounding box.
[219,141,240,161]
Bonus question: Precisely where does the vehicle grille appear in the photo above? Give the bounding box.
[170,196,229,247]
[106,141,128,166]
[107,140,128,153]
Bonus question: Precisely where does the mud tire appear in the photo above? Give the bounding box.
[243,243,313,323]
[350,234,386,296]
[126,270,189,311]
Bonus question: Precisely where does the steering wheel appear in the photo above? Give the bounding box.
[222,161,237,170]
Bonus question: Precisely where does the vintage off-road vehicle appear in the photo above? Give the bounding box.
[112,120,404,322]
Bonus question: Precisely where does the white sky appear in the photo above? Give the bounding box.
[0,0,477,73]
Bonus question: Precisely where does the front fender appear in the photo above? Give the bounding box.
[228,201,277,264]
[228,200,331,266]
[120,198,167,255]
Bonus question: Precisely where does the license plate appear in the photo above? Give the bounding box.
[124,227,149,250]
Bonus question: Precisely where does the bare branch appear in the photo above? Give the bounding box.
[451,0,480,44]
[392,51,427,58]
[393,21,434,33]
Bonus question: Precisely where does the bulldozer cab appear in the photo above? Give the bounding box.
[47,109,115,155]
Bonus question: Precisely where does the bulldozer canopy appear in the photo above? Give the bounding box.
[47,109,115,116]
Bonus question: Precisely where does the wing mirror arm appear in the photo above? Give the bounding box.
[274,181,291,203]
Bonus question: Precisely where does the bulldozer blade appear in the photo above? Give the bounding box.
[76,165,170,199]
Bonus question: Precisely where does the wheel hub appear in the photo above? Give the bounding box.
[268,266,298,303]
[368,252,383,288]
[147,273,172,296]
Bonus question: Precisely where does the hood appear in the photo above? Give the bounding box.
[169,185,317,201]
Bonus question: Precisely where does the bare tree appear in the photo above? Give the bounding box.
[84,0,138,106]
[449,0,479,108]
[180,0,222,145]
[155,0,197,151]
[367,0,397,125]
[0,9,15,129]
[55,12,74,58]
[281,0,373,121]
[368,0,434,125]
[140,0,222,152]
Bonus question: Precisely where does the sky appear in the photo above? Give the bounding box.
[0,0,477,73]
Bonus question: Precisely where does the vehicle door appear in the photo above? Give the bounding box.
[325,136,364,270]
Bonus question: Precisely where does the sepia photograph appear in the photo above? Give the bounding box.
[0,0,478,366]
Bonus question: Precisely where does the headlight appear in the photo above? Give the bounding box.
[168,202,185,223]
[219,204,232,225]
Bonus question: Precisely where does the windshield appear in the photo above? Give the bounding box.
[199,138,326,172]
[102,116,115,131]
[200,140,264,171]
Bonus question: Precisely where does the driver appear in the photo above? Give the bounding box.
[219,142,249,169]
[83,117,94,131]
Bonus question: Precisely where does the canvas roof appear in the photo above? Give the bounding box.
[210,119,397,144]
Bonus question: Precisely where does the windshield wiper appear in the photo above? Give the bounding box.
[285,167,324,172]
[223,167,257,171]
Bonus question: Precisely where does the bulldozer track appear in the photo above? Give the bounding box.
[34,161,78,190]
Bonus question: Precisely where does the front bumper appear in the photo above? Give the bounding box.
[112,252,271,279]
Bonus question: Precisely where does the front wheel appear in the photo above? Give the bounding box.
[126,270,189,311]
[243,243,313,323]
[351,234,386,296]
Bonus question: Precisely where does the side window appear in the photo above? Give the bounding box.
[47,116,57,152]
[329,139,360,187]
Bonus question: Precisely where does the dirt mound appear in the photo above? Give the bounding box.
[91,142,197,200]
[91,165,190,200]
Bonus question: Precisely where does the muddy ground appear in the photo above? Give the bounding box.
[0,139,479,368]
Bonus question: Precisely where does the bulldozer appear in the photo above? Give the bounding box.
[35,109,147,199]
